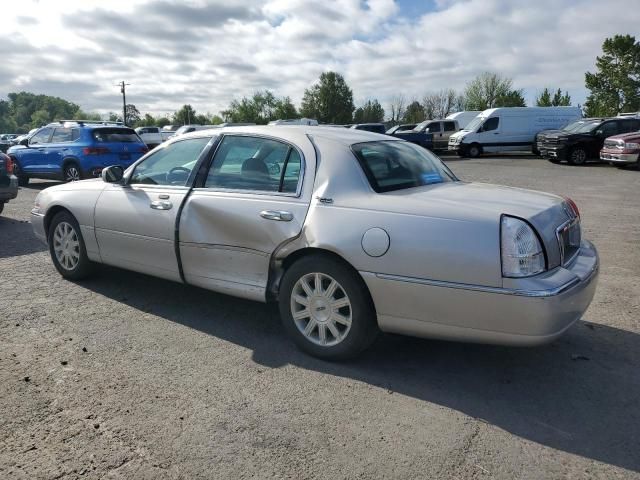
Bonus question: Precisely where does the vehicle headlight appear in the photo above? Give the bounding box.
[624,142,640,149]
[501,215,546,278]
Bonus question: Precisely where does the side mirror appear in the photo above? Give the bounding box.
[595,129,605,137]
[101,165,124,183]
[19,138,29,146]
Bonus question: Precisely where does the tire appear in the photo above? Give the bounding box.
[47,211,93,280]
[278,254,379,360]
[467,143,481,158]
[63,162,83,182]
[0,202,4,215]
[12,159,29,186]
[567,147,587,165]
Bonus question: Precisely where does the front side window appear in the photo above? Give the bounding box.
[205,136,302,193]
[129,137,211,186]
[443,121,457,132]
[352,140,456,193]
[480,117,499,132]
[29,128,53,145]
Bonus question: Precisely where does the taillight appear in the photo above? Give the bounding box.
[5,156,13,174]
[83,147,110,155]
[563,196,580,219]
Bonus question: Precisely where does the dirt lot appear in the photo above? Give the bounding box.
[1,155,638,479]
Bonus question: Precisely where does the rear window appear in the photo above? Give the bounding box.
[92,128,141,143]
[352,141,457,193]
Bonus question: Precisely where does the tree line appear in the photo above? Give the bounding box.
[1,34,638,133]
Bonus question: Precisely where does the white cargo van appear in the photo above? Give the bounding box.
[445,111,481,129]
[448,107,582,158]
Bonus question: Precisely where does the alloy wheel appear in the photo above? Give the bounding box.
[65,166,81,182]
[570,149,586,165]
[53,222,80,270]
[290,272,352,347]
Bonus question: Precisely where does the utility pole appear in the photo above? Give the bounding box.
[117,81,130,125]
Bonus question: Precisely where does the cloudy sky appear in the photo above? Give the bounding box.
[0,0,638,118]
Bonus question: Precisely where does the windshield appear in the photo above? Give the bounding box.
[463,116,484,132]
[92,128,141,143]
[352,141,457,193]
[563,120,587,132]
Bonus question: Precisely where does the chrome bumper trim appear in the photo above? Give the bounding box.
[375,261,598,298]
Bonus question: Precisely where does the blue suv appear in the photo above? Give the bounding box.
[8,120,148,185]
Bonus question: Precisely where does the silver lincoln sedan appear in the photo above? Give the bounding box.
[31,126,598,359]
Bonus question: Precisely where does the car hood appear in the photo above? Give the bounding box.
[606,132,640,142]
[355,181,570,268]
[43,178,106,194]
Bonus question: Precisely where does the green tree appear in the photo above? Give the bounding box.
[173,104,197,125]
[156,117,171,128]
[353,99,385,123]
[221,90,297,124]
[0,100,18,132]
[300,71,354,123]
[125,104,141,125]
[584,34,640,116]
[210,115,224,125]
[273,96,298,120]
[536,88,571,106]
[463,72,524,110]
[6,91,81,128]
[403,101,426,123]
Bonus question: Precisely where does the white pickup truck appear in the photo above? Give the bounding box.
[134,127,174,148]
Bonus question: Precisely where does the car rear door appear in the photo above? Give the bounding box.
[47,127,79,175]
[94,136,213,281]
[178,134,312,301]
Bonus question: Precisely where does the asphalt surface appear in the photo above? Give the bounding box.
[1,155,639,479]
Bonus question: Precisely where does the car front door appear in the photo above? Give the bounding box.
[178,134,312,301]
[93,136,213,281]
[21,127,53,173]
[441,121,457,148]
[477,117,500,152]
[424,122,444,149]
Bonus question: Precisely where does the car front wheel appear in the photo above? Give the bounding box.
[48,211,93,280]
[279,255,378,360]
[568,147,587,165]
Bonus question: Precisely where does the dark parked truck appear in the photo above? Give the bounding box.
[600,131,640,169]
[0,152,19,215]
[387,120,444,150]
[533,118,606,156]
[541,117,640,165]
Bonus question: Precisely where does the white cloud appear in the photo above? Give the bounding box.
[0,0,638,118]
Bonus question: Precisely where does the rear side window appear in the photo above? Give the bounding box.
[204,136,302,193]
[352,141,456,193]
[92,128,141,143]
[50,128,78,143]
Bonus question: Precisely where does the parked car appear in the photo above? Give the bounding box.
[540,116,640,165]
[445,111,481,129]
[8,120,148,185]
[395,119,459,150]
[31,126,598,360]
[600,131,640,169]
[350,123,386,134]
[0,152,18,215]
[533,118,606,156]
[135,126,166,149]
[0,136,11,153]
[449,107,583,158]
[385,124,417,135]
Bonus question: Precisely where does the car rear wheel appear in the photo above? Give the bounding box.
[48,211,93,280]
[279,255,378,360]
[468,143,482,158]
[63,163,82,182]
[568,147,587,165]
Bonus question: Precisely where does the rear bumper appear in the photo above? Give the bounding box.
[600,151,638,164]
[0,175,19,201]
[361,240,598,346]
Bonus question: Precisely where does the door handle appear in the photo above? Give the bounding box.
[260,210,293,221]
[150,200,173,210]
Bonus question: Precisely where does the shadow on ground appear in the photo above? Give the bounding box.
[75,264,640,473]
[0,217,46,258]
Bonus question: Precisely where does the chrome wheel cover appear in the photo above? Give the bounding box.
[65,166,81,182]
[53,222,80,270]
[290,272,352,347]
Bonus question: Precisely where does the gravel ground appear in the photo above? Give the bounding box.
[1,155,638,479]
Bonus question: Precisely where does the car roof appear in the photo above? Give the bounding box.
[175,125,399,146]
